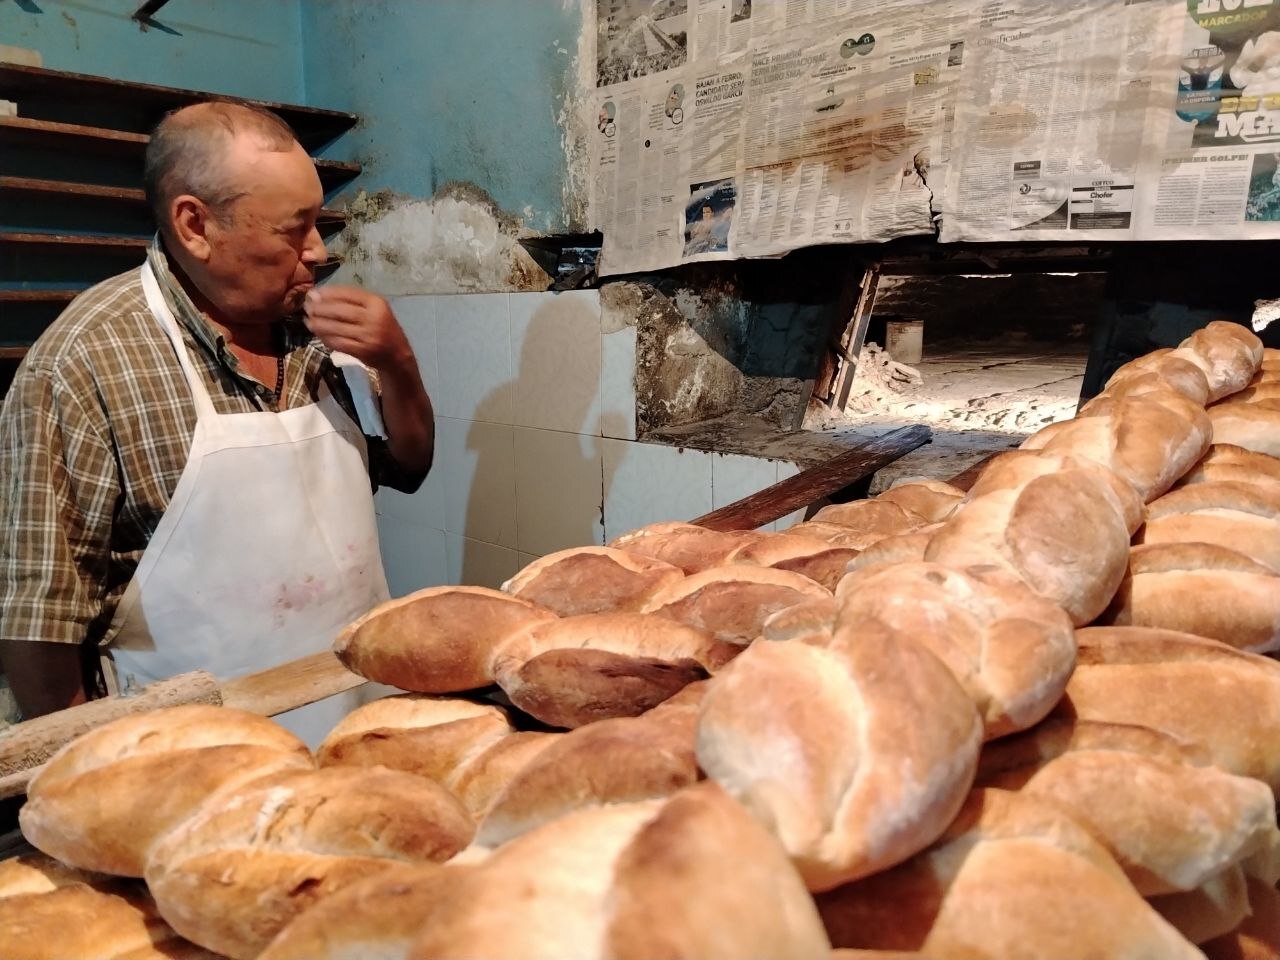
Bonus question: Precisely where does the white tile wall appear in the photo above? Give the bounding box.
[776,461,807,530]
[602,439,714,541]
[514,426,605,556]
[378,291,788,590]
[712,453,781,531]
[391,295,438,394]
[510,291,603,435]
[377,516,448,598]
[445,533,520,590]
[434,293,513,423]
[374,416,447,530]
[600,324,638,441]
[436,417,518,549]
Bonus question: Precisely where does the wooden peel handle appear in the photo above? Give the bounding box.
[0,669,222,798]
[0,651,366,800]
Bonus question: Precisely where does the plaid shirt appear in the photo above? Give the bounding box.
[0,238,421,648]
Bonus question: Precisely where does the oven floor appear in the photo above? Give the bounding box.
[805,337,1088,493]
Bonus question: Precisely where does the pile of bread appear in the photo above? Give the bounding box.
[9,321,1280,959]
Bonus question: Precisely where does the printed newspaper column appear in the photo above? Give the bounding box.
[690,0,753,62]
[942,0,1174,242]
[1138,0,1280,239]
[681,60,748,264]
[593,0,697,274]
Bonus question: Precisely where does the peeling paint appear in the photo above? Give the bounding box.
[328,184,550,295]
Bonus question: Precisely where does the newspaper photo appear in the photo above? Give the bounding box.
[1137,0,1280,239]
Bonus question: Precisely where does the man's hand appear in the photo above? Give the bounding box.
[303,286,414,373]
[304,285,435,479]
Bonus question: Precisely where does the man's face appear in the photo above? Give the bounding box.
[198,139,327,323]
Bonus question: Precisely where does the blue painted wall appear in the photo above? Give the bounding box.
[0,0,306,104]
[300,0,584,232]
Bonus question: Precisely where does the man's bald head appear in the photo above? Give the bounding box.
[144,101,298,237]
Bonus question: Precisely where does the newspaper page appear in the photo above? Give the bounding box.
[590,0,969,276]
[1136,0,1280,239]
[940,0,1180,242]
[587,0,1280,271]
[731,1,969,258]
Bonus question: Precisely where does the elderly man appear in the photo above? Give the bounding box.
[0,102,432,741]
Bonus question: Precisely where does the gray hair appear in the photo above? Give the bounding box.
[144,101,298,234]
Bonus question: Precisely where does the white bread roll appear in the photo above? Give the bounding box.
[0,878,223,959]
[1203,876,1280,959]
[0,852,108,898]
[696,618,981,892]
[1172,320,1264,401]
[964,449,1145,533]
[641,565,832,644]
[1177,444,1280,496]
[874,480,965,524]
[1103,543,1280,652]
[785,519,891,548]
[1140,480,1280,571]
[1210,399,1280,458]
[816,789,1204,958]
[976,718,1214,789]
[491,612,732,727]
[501,546,683,616]
[316,695,559,818]
[1151,867,1251,945]
[1021,388,1211,502]
[1104,349,1213,405]
[761,596,837,645]
[334,586,557,692]
[144,765,474,959]
[1005,748,1277,895]
[924,454,1134,625]
[726,533,860,591]
[20,705,312,877]
[835,562,1075,740]
[476,683,705,846]
[808,499,929,545]
[261,783,832,960]
[1228,381,1280,403]
[842,526,939,575]
[1063,627,1280,791]
[610,522,764,574]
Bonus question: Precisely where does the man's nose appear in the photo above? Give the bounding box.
[302,225,327,265]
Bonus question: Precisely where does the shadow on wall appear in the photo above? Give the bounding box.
[455,294,627,587]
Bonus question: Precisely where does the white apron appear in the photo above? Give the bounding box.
[108,263,391,746]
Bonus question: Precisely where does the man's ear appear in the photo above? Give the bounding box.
[170,195,214,263]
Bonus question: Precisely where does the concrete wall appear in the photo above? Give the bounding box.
[0,0,306,104]
[300,0,590,295]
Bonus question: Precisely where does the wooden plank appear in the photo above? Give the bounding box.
[0,63,356,150]
[1,179,348,232]
[946,453,1000,492]
[0,232,148,252]
[831,263,881,411]
[0,671,222,798]
[0,116,147,156]
[690,424,932,531]
[0,289,81,303]
[0,119,362,189]
[0,347,30,360]
[0,175,144,203]
[220,651,366,718]
[0,652,367,800]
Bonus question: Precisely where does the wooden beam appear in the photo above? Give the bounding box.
[690,424,932,532]
[0,63,357,150]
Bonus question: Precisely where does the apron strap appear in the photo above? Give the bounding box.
[140,262,220,421]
